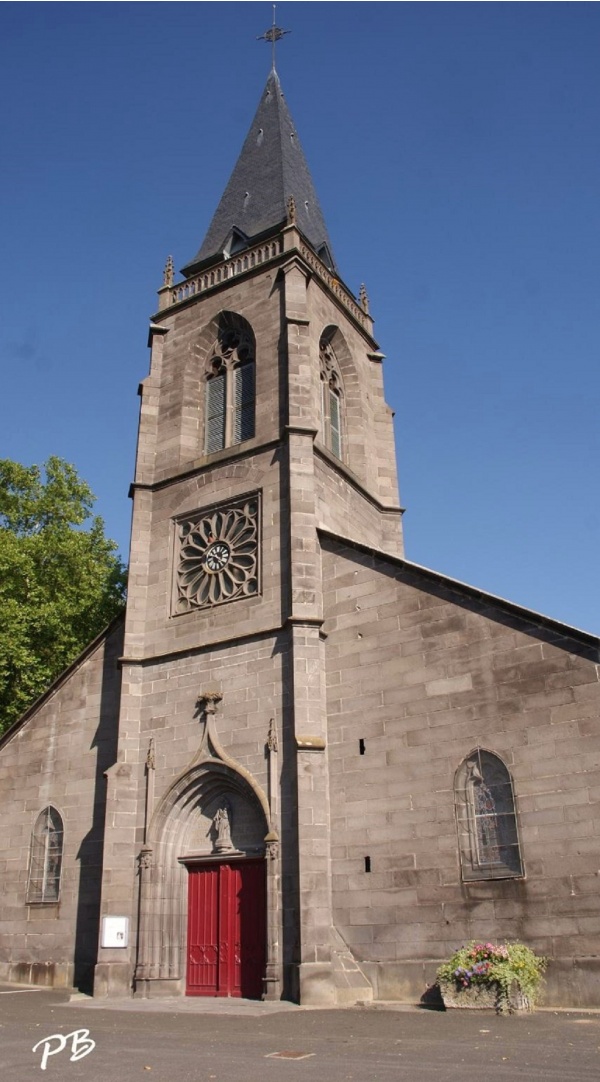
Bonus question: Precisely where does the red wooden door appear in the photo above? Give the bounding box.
[186,860,265,998]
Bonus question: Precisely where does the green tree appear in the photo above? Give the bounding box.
[0,457,126,735]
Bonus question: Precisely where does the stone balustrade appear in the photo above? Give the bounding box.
[161,236,370,334]
[298,244,370,330]
[162,239,284,309]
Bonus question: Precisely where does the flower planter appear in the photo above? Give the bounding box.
[436,941,545,1014]
[439,979,532,1013]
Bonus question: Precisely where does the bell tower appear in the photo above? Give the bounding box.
[95,70,403,1004]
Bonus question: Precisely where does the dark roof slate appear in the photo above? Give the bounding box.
[181,71,336,276]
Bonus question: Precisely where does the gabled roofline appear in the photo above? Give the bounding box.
[318,528,600,656]
[0,610,125,750]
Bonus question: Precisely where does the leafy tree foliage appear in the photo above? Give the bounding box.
[0,457,126,735]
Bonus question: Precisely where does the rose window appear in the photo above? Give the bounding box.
[175,497,259,612]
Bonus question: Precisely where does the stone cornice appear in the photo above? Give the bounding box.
[118,615,327,669]
[129,437,281,496]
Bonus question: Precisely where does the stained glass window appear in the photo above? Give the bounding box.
[455,750,522,881]
[26,806,64,903]
[319,336,343,460]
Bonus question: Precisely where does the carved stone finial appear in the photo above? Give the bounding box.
[286,195,296,225]
[267,717,279,754]
[359,283,369,314]
[197,690,223,716]
[146,738,155,771]
[163,255,174,287]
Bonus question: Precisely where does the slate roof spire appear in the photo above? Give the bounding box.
[181,71,337,277]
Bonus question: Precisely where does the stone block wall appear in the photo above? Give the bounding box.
[321,537,600,1006]
[307,276,402,516]
[144,273,284,485]
[95,628,297,998]
[125,451,287,662]
[314,454,403,559]
[0,621,122,991]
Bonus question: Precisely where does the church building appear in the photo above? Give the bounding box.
[1,68,599,1009]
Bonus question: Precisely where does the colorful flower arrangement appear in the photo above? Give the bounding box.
[437,941,547,1012]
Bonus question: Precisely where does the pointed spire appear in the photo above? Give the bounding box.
[181,72,337,277]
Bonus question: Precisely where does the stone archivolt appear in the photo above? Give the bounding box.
[135,699,273,989]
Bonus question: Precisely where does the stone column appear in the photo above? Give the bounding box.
[262,719,282,999]
[263,832,282,1000]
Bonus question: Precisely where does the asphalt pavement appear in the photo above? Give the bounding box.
[1,982,599,1082]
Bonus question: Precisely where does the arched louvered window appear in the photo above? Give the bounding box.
[205,364,226,454]
[233,361,256,444]
[455,750,523,881]
[26,806,64,903]
[204,319,255,454]
[319,334,344,460]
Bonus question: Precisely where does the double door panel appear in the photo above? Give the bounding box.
[186,860,265,998]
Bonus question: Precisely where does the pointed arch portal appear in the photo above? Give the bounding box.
[135,762,270,999]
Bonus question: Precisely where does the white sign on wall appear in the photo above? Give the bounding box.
[100,916,129,948]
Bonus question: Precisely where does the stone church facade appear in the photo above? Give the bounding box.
[1,71,599,1008]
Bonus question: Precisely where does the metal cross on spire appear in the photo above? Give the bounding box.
[257,4,291,72]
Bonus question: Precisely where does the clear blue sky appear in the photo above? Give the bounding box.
[1,2,599,632]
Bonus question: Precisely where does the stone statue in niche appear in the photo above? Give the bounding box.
[212,798,234,853]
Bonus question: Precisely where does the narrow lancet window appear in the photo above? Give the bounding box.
[319,334,344,460]
[205,365,226,454]
[204,317,255,453]
[455,749,523,881]
[26,806,64,903]
[233,361,256,444]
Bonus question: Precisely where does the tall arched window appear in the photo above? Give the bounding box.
[454,750,523,881]
[319,334,343,460]
[26,806,64,903]
[205,318,255,454]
